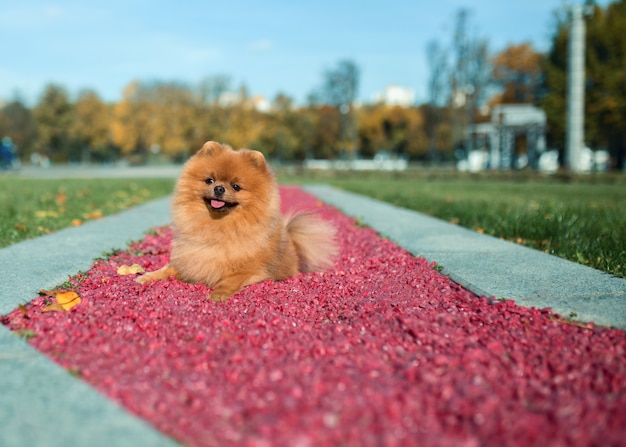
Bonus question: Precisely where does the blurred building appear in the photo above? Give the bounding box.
[373,85,416,107]
[461,104,550,172]
[250,96,271,113]
[218,92,271,112]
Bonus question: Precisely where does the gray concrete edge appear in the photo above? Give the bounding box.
[304,184,626,329]
[0,196,178,447]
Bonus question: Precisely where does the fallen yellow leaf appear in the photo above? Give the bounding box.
[117,264,145,275]
[56,291,80,307]
[72,219,83,226]
[40,290,81,313]
[55,193,68,205]
[34,210,59,218]
[18,304,30,319]
[42,302,67,313]
[83,210,103,219]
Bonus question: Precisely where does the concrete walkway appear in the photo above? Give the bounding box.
[1,185,624,446]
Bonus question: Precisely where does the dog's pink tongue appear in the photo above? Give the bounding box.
[211,199,226,209]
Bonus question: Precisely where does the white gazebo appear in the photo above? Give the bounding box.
[463,104,548,171]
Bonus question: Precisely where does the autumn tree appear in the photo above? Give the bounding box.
[111,79,262,161]
[585,0,626,169]
[400,107,429,159]
[255,93,305,161]
[111,80,195,160]
[311,105,341,159]
[542,19,568,154]
[425,40,449,161]
[288,106,319,161]
[358,104,387,158]
[111,81,153,158]
[492,43,543,104]
[193,75,233,150]
[33,84,73,161]
[218,85,263,150]
[0,98,36,159]
[448,9,491,154]
[357,105,428,160]
[543,0,626,169]
[70,90,112,162]
[197,75,231,106]
[317,59,360,157]
[147,82,197,158]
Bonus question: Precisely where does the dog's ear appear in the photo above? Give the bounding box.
[198,141,229,157]
[242,150,266,169]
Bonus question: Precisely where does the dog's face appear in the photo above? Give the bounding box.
[174,141,277,220]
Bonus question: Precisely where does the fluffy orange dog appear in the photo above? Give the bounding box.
[137,141,337,302]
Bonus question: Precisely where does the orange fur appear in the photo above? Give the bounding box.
[137,141,337,302]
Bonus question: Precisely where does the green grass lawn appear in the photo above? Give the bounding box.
[0,177,175,248]
[314,175,625,278]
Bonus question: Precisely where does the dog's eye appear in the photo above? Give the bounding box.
[205,178,214,185]
[232,183,241,192]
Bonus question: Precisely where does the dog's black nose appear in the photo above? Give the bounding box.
[214,185,225,196]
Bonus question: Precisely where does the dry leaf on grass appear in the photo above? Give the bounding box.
[39,289,82,313]
[83,210,103,219]
[55,193,67,206]
[117,264,145,275]
[34,210,59,218]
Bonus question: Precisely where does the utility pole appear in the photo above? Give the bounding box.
[565,4,586,172]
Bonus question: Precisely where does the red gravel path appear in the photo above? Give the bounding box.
[4,186,626,446]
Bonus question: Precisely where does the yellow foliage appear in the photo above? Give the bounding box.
[116,264,145,275]
[40,290,81,313]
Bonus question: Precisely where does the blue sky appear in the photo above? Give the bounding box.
[0,0,612,106]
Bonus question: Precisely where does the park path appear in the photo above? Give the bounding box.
[3,186,626,447]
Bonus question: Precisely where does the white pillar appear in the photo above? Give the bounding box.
[566,5,586,172]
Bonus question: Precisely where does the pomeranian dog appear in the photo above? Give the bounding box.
[137,141,337,302]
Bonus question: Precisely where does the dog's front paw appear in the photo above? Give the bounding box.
[207,291,231,303]
[135,264,177,285]
[135,273,153,284]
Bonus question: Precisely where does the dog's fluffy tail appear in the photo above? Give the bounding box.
[286,212,338,273]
